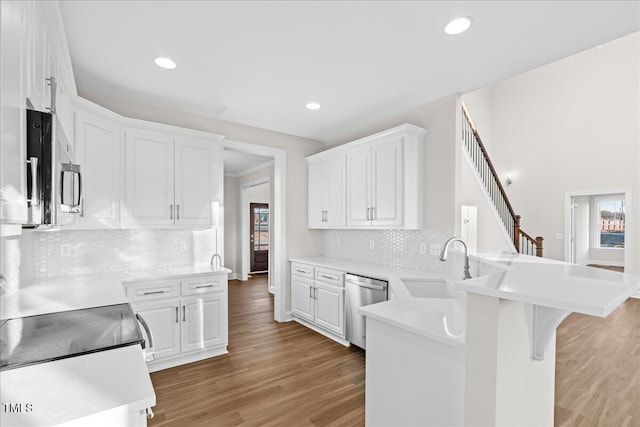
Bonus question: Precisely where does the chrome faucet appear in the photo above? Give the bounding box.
[210,253,222,270]
[439,237,472,280]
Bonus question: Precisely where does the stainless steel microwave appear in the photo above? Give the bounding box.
[25,109,82,227]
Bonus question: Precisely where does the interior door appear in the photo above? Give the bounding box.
[250,203,269,272]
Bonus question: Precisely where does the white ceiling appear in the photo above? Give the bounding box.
[223,149,273,177]
[60,1,640,144]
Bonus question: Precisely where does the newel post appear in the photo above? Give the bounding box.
[535,236,544,257]
[513,215,521,252]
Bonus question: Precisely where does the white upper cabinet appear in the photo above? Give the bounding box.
[124,129,175,226]
[124,128,222,227]
[308,124,426,230]
[174,137,217,226]
[368,136,404,226]
[0,0,28,224]
[308,156,346,228]
[74,104,122,228]
[26,1,47,112]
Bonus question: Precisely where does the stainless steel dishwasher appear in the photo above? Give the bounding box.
[345,273,388,349]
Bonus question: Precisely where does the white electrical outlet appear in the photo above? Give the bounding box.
[179,241,188,252]
[419,243,427,254]
[429,243,442,256]
[60,244,71,257]
[369,240,375,249]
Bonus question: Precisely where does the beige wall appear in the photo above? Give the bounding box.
[82,93,325,312]
[326,94,459,232]
[462,32,639,274]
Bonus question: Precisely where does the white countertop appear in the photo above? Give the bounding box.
[2,265,232,319]
[0,345,155,426]
[291,254,640,347]
[0,264,230,425]
[291,256,466,348]
[459,252,640,317]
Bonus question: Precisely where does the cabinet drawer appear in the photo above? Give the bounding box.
[291,262,314,279]
[125,280,180,302]
[315,268,344,287]
[181,275,226,296]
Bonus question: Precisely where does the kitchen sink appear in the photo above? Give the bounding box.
[402,278,463,299]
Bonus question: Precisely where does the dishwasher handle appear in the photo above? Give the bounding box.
[345,274,387,291]
[347,281,386,291]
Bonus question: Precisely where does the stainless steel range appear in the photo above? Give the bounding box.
[0,303,148,371]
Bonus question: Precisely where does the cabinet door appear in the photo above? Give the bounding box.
[307,162,325,228]
[371,137,403,226]
[75,110,122,228]
[314,282,345,338]
[27,2,47,111]
[0,0,28,224]
[291,276,314,322]
[124,129,174,225]
[133,300,181,360]
[325,156,346,227]
[174,137,215,225]
[181,293,228,353]
[346,147,371,226]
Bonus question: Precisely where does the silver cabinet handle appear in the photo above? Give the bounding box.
[314,287,317,300]
[175,306,178,323]
[46,76,57,114]
[143,290,165,296]
[296,269,307,274]
[373,206,377,220]
[176,204,180,220]
[182,305,186,322]
[320,274,335,280]
[26,157,39,206]
[195,284,214,289]
[170,204,173,220]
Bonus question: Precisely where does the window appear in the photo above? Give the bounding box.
[595,196,625,249]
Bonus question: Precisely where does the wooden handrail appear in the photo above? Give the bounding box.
[462,103,517,222]
[462,102,543,257]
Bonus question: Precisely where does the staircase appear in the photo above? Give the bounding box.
[461,103,544,257]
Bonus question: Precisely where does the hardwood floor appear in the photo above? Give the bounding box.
[555,297,640,426]
[149,275,365,426]
[149,274,640,426]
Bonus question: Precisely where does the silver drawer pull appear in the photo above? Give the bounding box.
[296,269,308,274]
[320,274,336,280]
[143,290,165,295]
[195,284,214,289]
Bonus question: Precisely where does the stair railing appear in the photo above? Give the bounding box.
[461,103,543,257]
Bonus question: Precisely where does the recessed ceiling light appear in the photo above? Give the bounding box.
[306,102,321,110]
[444,17,472,35]
[154,57,176,69]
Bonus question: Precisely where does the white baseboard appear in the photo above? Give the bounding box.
[228,273,241,280]
[146,346,228,373]
[292,316,350,347]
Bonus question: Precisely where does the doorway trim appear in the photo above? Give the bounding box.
[224,140,287,322]
[564,187,631,271]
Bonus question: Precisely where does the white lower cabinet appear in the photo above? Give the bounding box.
[125,273,228,372]
[132,299,181,360]
[291,262,346,342]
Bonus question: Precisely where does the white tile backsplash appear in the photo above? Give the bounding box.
[20,228,214,279]
[322,229,453,272]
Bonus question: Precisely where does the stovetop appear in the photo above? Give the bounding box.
[0,303,144,371]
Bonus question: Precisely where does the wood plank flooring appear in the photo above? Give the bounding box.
[149,274,640,426]
[149,275,365,426]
